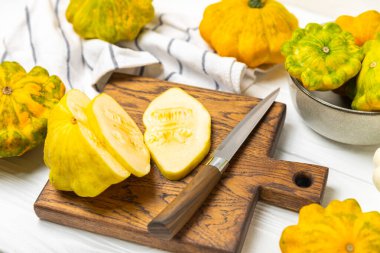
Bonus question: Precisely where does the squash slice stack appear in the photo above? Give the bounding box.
[44,90,150,197]
[87,94,151,177]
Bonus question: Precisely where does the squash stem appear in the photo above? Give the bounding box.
[345,243,354,252]
[248,0,264,8]
[2,86,12,95]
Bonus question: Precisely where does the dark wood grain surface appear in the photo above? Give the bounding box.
[34,74,329,253]
[148,164,223,240]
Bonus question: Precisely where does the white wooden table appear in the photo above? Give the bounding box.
[0,1,379,252]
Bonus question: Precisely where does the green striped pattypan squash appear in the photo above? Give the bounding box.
[352,35,380,111]
[282,23,364,91]
[0,62,65,158]
[66,0,154,43]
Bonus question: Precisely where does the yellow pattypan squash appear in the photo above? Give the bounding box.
[66,0,154,43]
[199,0,298,68]
[352,35,380,111]
[280,199,380,253]
[0,61,65,158]
[336,10,380,46]
[44,90,150,197]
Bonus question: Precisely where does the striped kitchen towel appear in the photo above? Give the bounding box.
[0,0,275,97]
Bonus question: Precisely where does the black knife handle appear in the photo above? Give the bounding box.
[148,164,223,240]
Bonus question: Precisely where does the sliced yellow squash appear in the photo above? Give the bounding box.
[44,90,130,197]
[143,88,211,180]
[87,93,150,177]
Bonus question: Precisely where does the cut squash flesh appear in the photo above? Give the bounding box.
[88,94,150,177]
[44,90,130,197]
[143,88,211,180]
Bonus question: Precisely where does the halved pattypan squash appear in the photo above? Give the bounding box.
[45,90,151,197]
[280,199,380,253]
[199,0,298,68]
[44,90,132,197]
[0,61,65,158]
[66,0,154,43]
[282,23,364,91]
[336,10,380,46]
[352,35,380,111]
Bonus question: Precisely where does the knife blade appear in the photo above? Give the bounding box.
[148,88,280,240]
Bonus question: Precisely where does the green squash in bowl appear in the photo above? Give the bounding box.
[352,36,380,111]
[282,23,364,91]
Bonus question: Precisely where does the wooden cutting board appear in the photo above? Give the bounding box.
[34,74,329,253]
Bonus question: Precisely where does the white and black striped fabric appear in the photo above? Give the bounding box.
[0,0,275,98]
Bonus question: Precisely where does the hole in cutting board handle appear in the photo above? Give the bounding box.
[293,171,313,188]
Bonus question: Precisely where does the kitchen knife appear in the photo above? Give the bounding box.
[147,88,280,240]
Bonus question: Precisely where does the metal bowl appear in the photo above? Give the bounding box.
[288,76,380,145]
